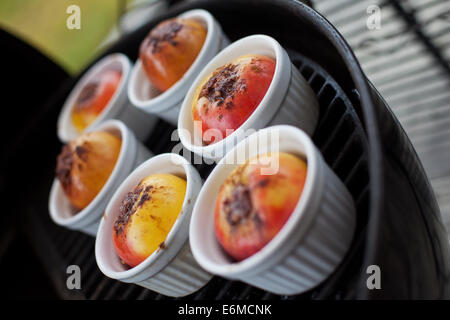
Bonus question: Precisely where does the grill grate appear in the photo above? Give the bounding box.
[313,0,450,238]
[26,50,370,300]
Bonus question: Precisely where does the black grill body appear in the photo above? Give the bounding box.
[10,0,450,299]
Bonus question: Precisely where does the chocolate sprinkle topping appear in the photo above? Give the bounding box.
[76,81,98,106]
[114,186,142,235]
[114,183,155,235]
[145,20,184,54]
[199,63,246,107]
[75,145,88,161]
[56,144,75,192]
[256,179,269,188]
[223,184,253,226]
[137,193,151,208]
[56,142,91,191]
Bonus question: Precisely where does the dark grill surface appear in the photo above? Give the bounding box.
[25,51,370,300]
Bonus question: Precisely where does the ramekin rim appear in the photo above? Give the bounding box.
[189,125,323,277]
[178,34,291,159]
[57,53,131,143]
[127,9,220,111]
[50,119,135,227]
[95,153,198,280]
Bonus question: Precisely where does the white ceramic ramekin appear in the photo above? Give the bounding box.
[178,34,319,161]
[128,9,230,125]
[49,120,152,236]
[189,125,356,295]
[57,53,157,143]
[95,153,212,297]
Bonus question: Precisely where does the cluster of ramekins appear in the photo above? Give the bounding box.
[49,9,356,297]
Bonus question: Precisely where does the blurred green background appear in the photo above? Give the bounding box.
[0,0,127,74]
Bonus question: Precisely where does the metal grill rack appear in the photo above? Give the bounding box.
[313,0,450,239]
[19,0,450,299]
[24,51,370,300]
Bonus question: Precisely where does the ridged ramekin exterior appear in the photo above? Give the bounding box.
[178,35,320,162]
[189,125,355,295]
[156,99,183,125]
[270,65,319,136]
[96,153,212,297]
[243,156,355,294]
[79,221,100,236]
[138,241,212,297]
[116,101,158,141]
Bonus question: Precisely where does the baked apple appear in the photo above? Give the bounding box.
[214,152,307,261]
[140,18,207,92]
[56,131,121,210]
[192,55,275,144]
[113,174,187,267]
[72,68,122,132]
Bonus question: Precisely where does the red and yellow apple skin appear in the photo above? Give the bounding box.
[113,174,187,268]
[56,131,122,211]
[192,55,276,145]
[214,152,307,261]
[72,68,122,132]
[139,18,207,92]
